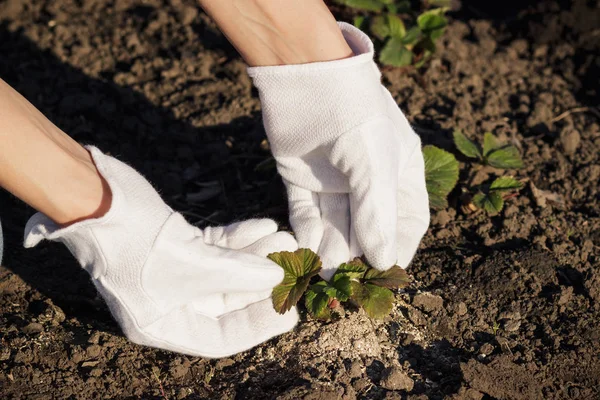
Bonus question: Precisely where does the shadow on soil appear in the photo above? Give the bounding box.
[0,23,276,335]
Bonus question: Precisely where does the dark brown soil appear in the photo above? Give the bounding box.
[1,0,599,399]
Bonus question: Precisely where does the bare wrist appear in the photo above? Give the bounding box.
[53,152,113,227]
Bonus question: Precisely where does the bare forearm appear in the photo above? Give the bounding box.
[197,0,352,66]
[0,78,111,225]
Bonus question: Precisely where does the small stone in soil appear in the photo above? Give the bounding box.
[379,367,414,391]
[86,345,102,359]
[456,302,468,316]
[407,308,427,326]
[170,363,190,379]
[560,127,581,155]
[498,310,521,321]
[81,361,100,368]
[479,343,494,356]
[215,358,235,370]
[412,293,444,313]
[503,319,521,332]
[22,322,44,334]
[87,331,101,344]
[401,333,415,346]
[347,360,363,379]
[352,377,371,392]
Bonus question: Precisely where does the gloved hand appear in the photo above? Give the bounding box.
[193,219,298,318]
[24,146,298,358]
[248,22,430,280]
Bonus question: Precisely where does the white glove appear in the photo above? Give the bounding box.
[193,219,298,318]
[24,146,298,358]
[248,22,430,279]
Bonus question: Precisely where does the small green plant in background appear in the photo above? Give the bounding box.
[268,249,409,320]
[453,130,524,215]
[492,320,501,336]
[334,0,450,67]
[421,130,525,214]
[423,145,459,209]
[453,130,524,169]
[472,176,523,216]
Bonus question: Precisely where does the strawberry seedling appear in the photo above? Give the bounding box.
[334,0,450,68]
[472,176,523,216]
[268,249,410,320]
[453,130,524,169]
[453,130,525,215]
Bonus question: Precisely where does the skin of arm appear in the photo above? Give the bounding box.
[0,78,111,226]
[197,0,353,66]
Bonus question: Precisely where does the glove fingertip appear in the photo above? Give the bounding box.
[291,221,323,254]
[270,231,299,252]
[364,245,398,271]
[245,218,279,235]
[244,232,298,257]
[230,254,286,289]
[318,253,345,281]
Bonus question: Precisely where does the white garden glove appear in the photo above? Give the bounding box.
[248,22,430,280]
[193,219,298,318]
[23,146,298,358]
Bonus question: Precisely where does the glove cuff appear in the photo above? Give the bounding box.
[247,22,387,156]
[24,146,172,279]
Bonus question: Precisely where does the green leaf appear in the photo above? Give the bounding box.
[330,275,353,301]
[371,15,390,41]
[402,26,422,46]
[353,15,366,30]
[482,132,502,157]
[268,249,322,314]
[305,276,351,320]
[429,25,446,41]
[364,266,410,288]
[386,3,398,13]
[453,129,482,159]
[489,176,523,192]
[387,14,406,38]
[481,132,524,169]
[339,0,384,12]
[423,145,459,210]
[353,283,395,319]
[420,36,437,53]
[336,258,369,280]
[472,191,504,215]
[486,146,524,169]
[417,9,448,35]
[305,283,331,320]
[379,38,413,67]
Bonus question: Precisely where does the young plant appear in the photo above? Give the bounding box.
[268,249,409,320]
[268,249,322,314]
[453,130,524,169]
[453,130,525,215]
[472,176,523,216]
[423,145,459,210]
[334,0,450,68]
